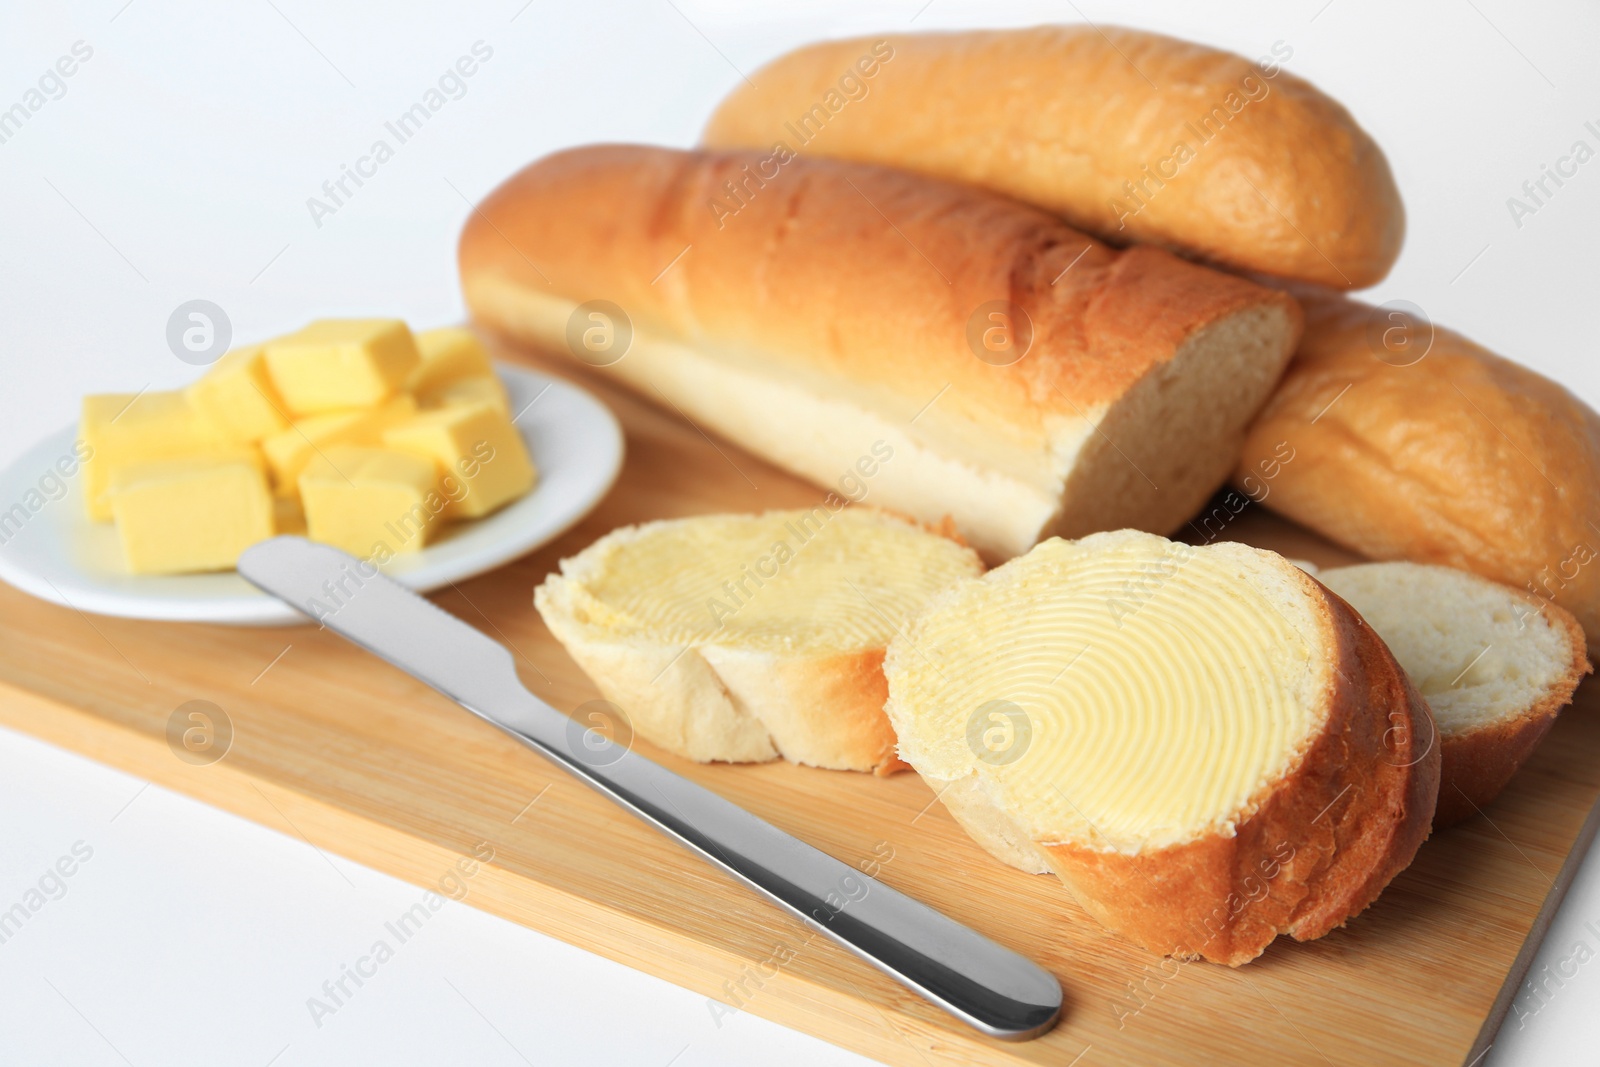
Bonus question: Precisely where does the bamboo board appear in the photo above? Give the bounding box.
[1,343,1596,1067]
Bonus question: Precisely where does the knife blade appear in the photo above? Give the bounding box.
[238,535,1062,1041]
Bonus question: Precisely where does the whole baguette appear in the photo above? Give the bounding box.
[1237,297,1600,654]
[702,26,1403,288]
[460,144,1301,559]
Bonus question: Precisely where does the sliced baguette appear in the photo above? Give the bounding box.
[535,507,982,772]
[883,530,1438,965]
[702,27,1403,287]
[460,144,1302,560]
[1236,295,1600,655]
[1317,562,1590,828]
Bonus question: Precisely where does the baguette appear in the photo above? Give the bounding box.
[534,508,982,772]
[1316,562,1590,828]
[702,26,1403,288]
[883,530,1438,965]
[1236,296,1600,655]
[460,144,1302,560]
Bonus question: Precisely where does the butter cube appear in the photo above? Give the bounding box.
[184,345,289,444]
[408,328,494,395]
[264,319,420,414]
[110,453,273,574]
[260,395,416,497]
[419,375,510,417]
[81,391,230,522]
[299,445,441,560]
[382,404,536,519]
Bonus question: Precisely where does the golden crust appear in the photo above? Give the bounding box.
[1433,601,1590,828]
[703,646,906,774]
[1035,577,1439,966]
[539,592,907,772]
[702,26,1403,288]
[459,143,1298,449]
[1236,296,1600,655]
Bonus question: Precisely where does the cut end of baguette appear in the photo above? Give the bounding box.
[1046,297,1300,548]
[535,507,982,772]
[885,530,1439,964]
[1320,562,1590,827]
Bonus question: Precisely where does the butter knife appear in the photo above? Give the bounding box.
[238,536,1061,1041]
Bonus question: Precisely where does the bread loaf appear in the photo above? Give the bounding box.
[702,27,1403,288]
[460,144,1301,560]
[882,530,1438,965]
[534,508,982,772]
[1236,296,1600,655]
[1316,562,1590,827]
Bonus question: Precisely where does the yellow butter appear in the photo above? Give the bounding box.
[81,391,230,522]
[409,328,494,395]
[568,510,983,655]
[299,445,441,560]
[419,375,510,417]
[260,395,416,497]
[382,404,536,519]
[110,453,273,574]
[889,533,1320,852]
[184,345,289,444]
[264,319,420,415]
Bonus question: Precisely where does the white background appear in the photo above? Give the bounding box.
[2,1,1598,1063]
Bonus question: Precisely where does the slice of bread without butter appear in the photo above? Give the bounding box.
[1315,562,1590,828]
[883,530,1439,965]
[535,508,982,773]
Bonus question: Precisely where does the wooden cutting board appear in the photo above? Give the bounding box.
[1,341,1595,1067]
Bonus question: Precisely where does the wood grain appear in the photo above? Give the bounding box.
[0,341,1594,1067]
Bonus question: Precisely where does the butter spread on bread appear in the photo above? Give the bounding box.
[703,26,1403,288]
[883,530,1438,965]
[1237,296,1600,655]
[460,144,1302,560]
[535,508,983,772]
[1319,562,1590,828]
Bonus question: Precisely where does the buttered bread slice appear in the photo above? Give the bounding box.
[535,508,982,772]
[1317,562,1590,828]
[883,530,1439,965]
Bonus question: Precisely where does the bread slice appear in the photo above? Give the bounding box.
[1315,562,1590,828]
[460,144,1302,560]
[535,507,982,772]
[1236,295,1600,655]
[882,530,1438,965]
[702,27,1403,288]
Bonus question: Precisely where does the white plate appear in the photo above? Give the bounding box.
[0,366,623,626]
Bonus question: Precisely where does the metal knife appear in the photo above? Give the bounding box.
[238,536,1062,1041]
